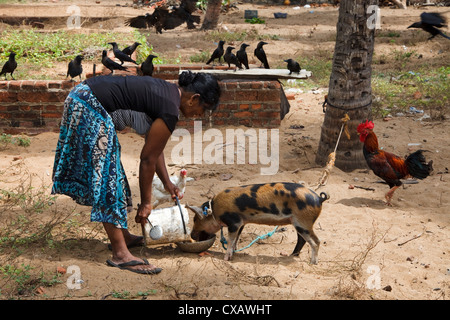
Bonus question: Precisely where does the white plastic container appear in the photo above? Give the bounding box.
[142,204,191,245]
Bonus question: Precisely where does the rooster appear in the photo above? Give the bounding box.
[151,169,194,208]
[357,120,433,206]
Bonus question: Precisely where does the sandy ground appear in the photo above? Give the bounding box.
[0,1,449,301]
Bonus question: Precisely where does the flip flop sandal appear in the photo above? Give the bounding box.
[106,258,162,275]
[107,236,144,251]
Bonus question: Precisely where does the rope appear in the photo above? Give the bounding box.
[323,95,372,113]
[314,113,351,191]
[220,226,279,252]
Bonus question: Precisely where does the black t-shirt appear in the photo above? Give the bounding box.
[86,75,180,133]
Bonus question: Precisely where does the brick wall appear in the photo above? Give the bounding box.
[0,65,282,135]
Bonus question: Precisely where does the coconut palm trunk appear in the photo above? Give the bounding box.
[315,0,378,171]
[201,0,222,30]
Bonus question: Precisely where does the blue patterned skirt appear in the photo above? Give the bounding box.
[52,82,132,229]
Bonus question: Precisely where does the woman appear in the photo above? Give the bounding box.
[52,71,221,274]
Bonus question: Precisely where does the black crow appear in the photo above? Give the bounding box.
[122,42,141,57]
[284,59,301,75]
[108,42,137,65]
[66,55,83,81]
[141,54,157,76]
[206,40,225,65]
[408,12,450,40]
[254,41,269,69]
[124,0,200,34]
[101,50,127,74]
[125,12,154,29]
[223,46,242,70]
[0,52,17,80]
[236,43,250,69]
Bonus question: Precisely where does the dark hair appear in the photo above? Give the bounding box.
[178,71,221,111]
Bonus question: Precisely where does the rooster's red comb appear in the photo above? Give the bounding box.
[357,120,374,133]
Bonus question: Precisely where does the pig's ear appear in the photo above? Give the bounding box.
[186,204,206,220]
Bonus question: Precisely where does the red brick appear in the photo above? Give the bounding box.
[45,105,63,112]
[239,104,249,110]
[269,119,281,127]
[34,81,49,90]
[21,80,36,90]
[7,105,20,111]
[238,82,254,89]
[212,111,230,118]
[0,112,11,119]
[11,112,37,119]
[258,90,280,102]
[251,81,264,89]
[258,111,280,119]
[251,104,262,110]
[220,90,235,101]
[40,112,62,118]
[262,103,280,111]
[17,91,67,103]
[238,119,251,126]
[19,120,36,128]
[61,80,76,89]
[0,81,8,90]
[219,103,238,110]
[234,111,252,118]
[264,81,281,89]
[214,65,229,71]
[47,81,62,89]
[286,93,296,100]
[8,80,21,90]
[183,65,203,71]
[19,105,33,112]
[159,65,181,72]
[0,91,17,102]
[239,90,258,101]
[224,82,238,90]
[212,119,226,126]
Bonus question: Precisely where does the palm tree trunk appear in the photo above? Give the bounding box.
[201,0,222,30]
[315,0,378,172]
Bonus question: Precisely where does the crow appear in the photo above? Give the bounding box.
[101,50,127,74]
[254,41,269,69]
[408,12,450,40]
[284,58,301,75]
[206,40,225,65]
[125,12,154,29]
[124,0,200,34]
[223,46,242,70]
[236,43,250,69]
[122,42,141,57]
[108,42,137,65]
[172,1,200,30]
[0,52,17,80]
[66,55,83,81]
[141,54,157,76]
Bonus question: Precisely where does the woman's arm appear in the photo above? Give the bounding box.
[155,152,182,200]
[135,118,172,226]
[155,153,170,186]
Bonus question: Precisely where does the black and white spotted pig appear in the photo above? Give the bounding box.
[187,182,329,264]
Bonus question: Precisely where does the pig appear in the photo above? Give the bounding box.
[186,182,329,264]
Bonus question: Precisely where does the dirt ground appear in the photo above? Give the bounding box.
[0,1,449,301]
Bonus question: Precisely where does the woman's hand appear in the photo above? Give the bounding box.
[135,203,152,227]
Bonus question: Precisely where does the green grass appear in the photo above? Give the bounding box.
[0,29,154,79]
[203,30,279,43]
[372,66,449,119]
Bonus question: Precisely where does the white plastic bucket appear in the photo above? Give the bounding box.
[142,204,191,245]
